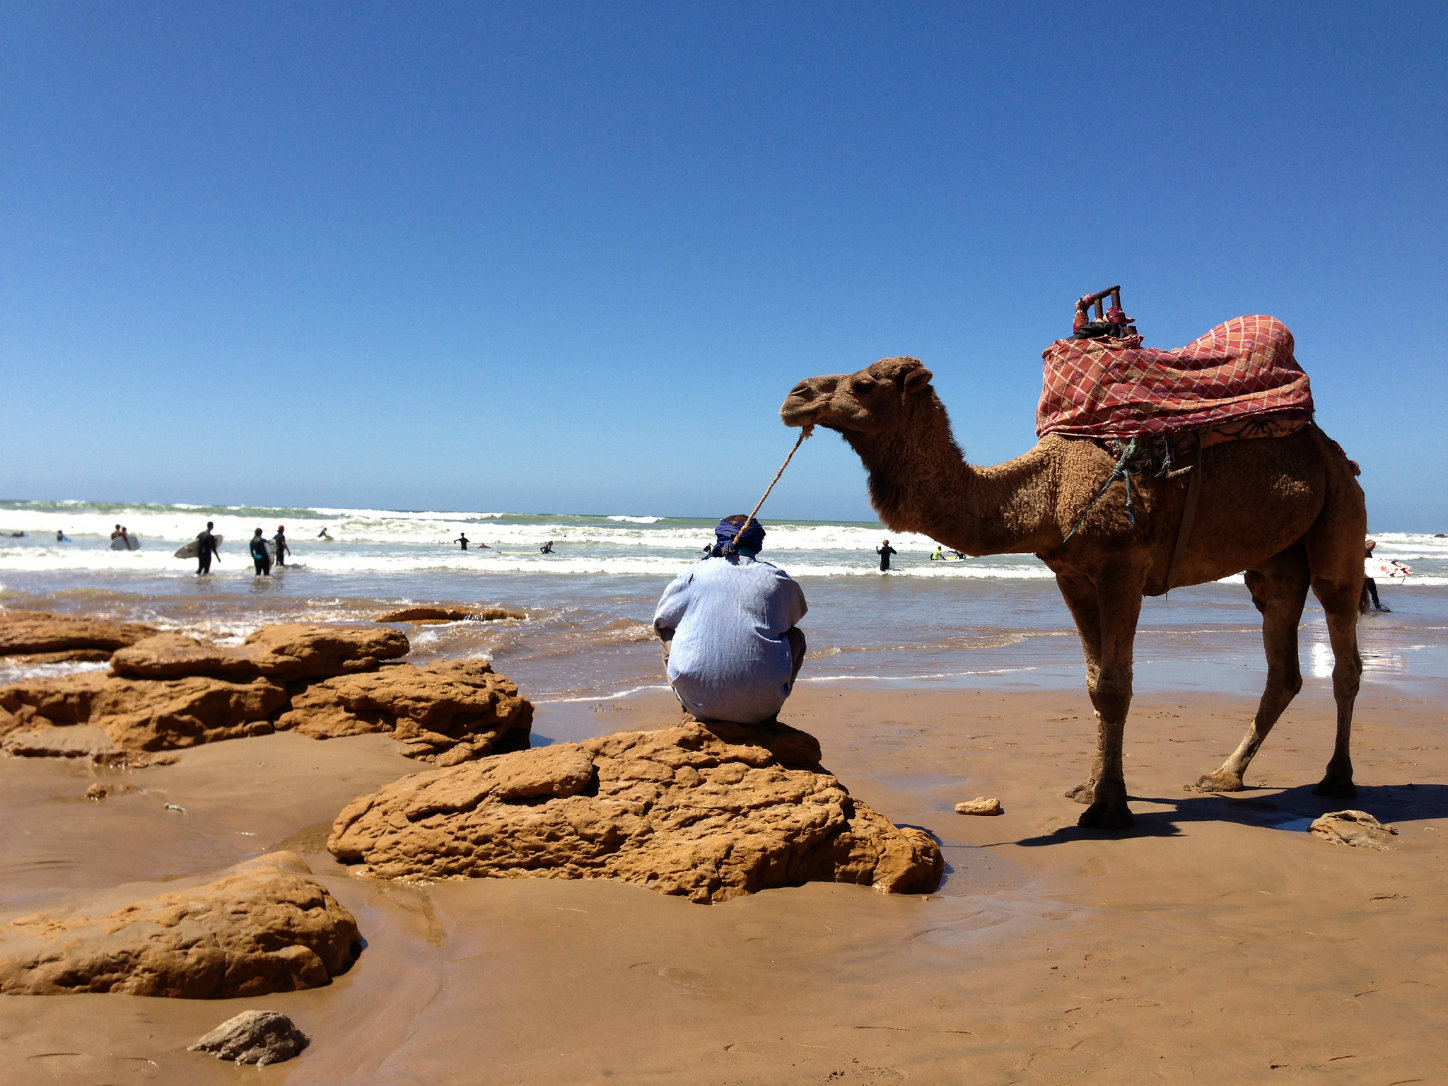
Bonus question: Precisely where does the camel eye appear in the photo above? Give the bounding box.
[851,375,877,395]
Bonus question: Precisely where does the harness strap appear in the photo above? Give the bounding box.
[1153,429,1204,597]
[1049,438,1139,558]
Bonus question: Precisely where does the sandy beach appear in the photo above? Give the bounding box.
[8,1,1448,1080]
[3,662,1446,1085]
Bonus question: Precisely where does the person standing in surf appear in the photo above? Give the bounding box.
[196,521,220,575]
[273,525,290,567]
[250,528,272,576]
[876,539,897,571]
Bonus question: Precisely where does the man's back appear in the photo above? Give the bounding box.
[654,555,807,724]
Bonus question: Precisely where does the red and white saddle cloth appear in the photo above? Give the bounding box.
[1036,315,1314,440]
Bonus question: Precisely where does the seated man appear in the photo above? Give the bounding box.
[653,515,807,725]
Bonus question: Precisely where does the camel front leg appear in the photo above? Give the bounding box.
[1055,572,1104,804]
[1057,569,1144,830]
[1198,559,1309,792]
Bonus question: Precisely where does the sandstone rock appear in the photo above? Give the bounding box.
[0,670,111,732]
[374,605,525,624]
[0,610,156,657]
[0,852,360,997]
[330,720,942,903]
[108,633,274,681]
[1309,809,1399,850]
[98,676,286,750]
[3,621,530,763]
[278,658,532,764]
[2,649,114,667]
[190,1010,310,1065]
[2,724,122,760]
[955,797,1003,816]
[111,624,410,681]
[0,670,286,753]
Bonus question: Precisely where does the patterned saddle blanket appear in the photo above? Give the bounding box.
[1036,315,1314,439]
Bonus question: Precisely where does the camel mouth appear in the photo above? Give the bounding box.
[779,400,819,428]
[780,376,839,429]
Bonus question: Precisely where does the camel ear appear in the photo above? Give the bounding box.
[902,362,933,391]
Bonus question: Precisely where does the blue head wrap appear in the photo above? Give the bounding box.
[709,516,766,558]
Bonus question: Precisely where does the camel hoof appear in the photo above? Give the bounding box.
[1195,771,1244,793]
[1312,778,1357,799]
[1077,801,1134,831]
[1064,781,1095,805]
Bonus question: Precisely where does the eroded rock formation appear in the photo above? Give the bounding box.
[279,658,532,765]
[0,618,531,764]
[0,852,359,997]
[110,624,410,681]
[330,718,943,903]
[0,609,158,665]
[0,670,285,754]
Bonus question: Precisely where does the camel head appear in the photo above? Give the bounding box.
[779,356,935,436]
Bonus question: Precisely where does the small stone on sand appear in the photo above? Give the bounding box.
[1309,809,1398,850]
[955,797,1003,816]
[189,1009,309,1065]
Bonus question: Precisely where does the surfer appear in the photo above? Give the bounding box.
[540,540,554,554]
[249,529,272,576]
[196,521,220,575]
[273,525,290,567]
[930,546,943,561]
[318,527,332,541]
[56,530,67,543]
[876,539,897,572]
[1362,539,1390,613]
[455,533,470,551]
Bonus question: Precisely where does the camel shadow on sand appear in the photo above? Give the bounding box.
[1013,781,1448,845]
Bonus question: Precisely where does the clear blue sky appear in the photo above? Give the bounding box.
[3,2,1444,529]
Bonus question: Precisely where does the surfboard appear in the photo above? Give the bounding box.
[1367,559,1410,582]
[174,535,222,559]
[111,535,140,551]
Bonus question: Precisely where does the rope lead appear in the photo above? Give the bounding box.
[729,426,813,552]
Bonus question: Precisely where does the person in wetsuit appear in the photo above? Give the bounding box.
[249,528,272,576]
[196,521,220,575]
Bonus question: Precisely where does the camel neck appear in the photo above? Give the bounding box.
[845,396,1059,557]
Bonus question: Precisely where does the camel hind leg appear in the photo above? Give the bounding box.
[1306,549,1363,797]
[1306,453,1366,797]
[1197,547,1310,792]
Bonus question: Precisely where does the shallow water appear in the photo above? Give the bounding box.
[3,500,1446,713]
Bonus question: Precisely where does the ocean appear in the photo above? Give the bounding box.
[3,499,1446,743]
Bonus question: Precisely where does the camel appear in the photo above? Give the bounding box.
[780,355,1367,830]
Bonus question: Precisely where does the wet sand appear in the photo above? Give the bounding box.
[3,676,1447,1085]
